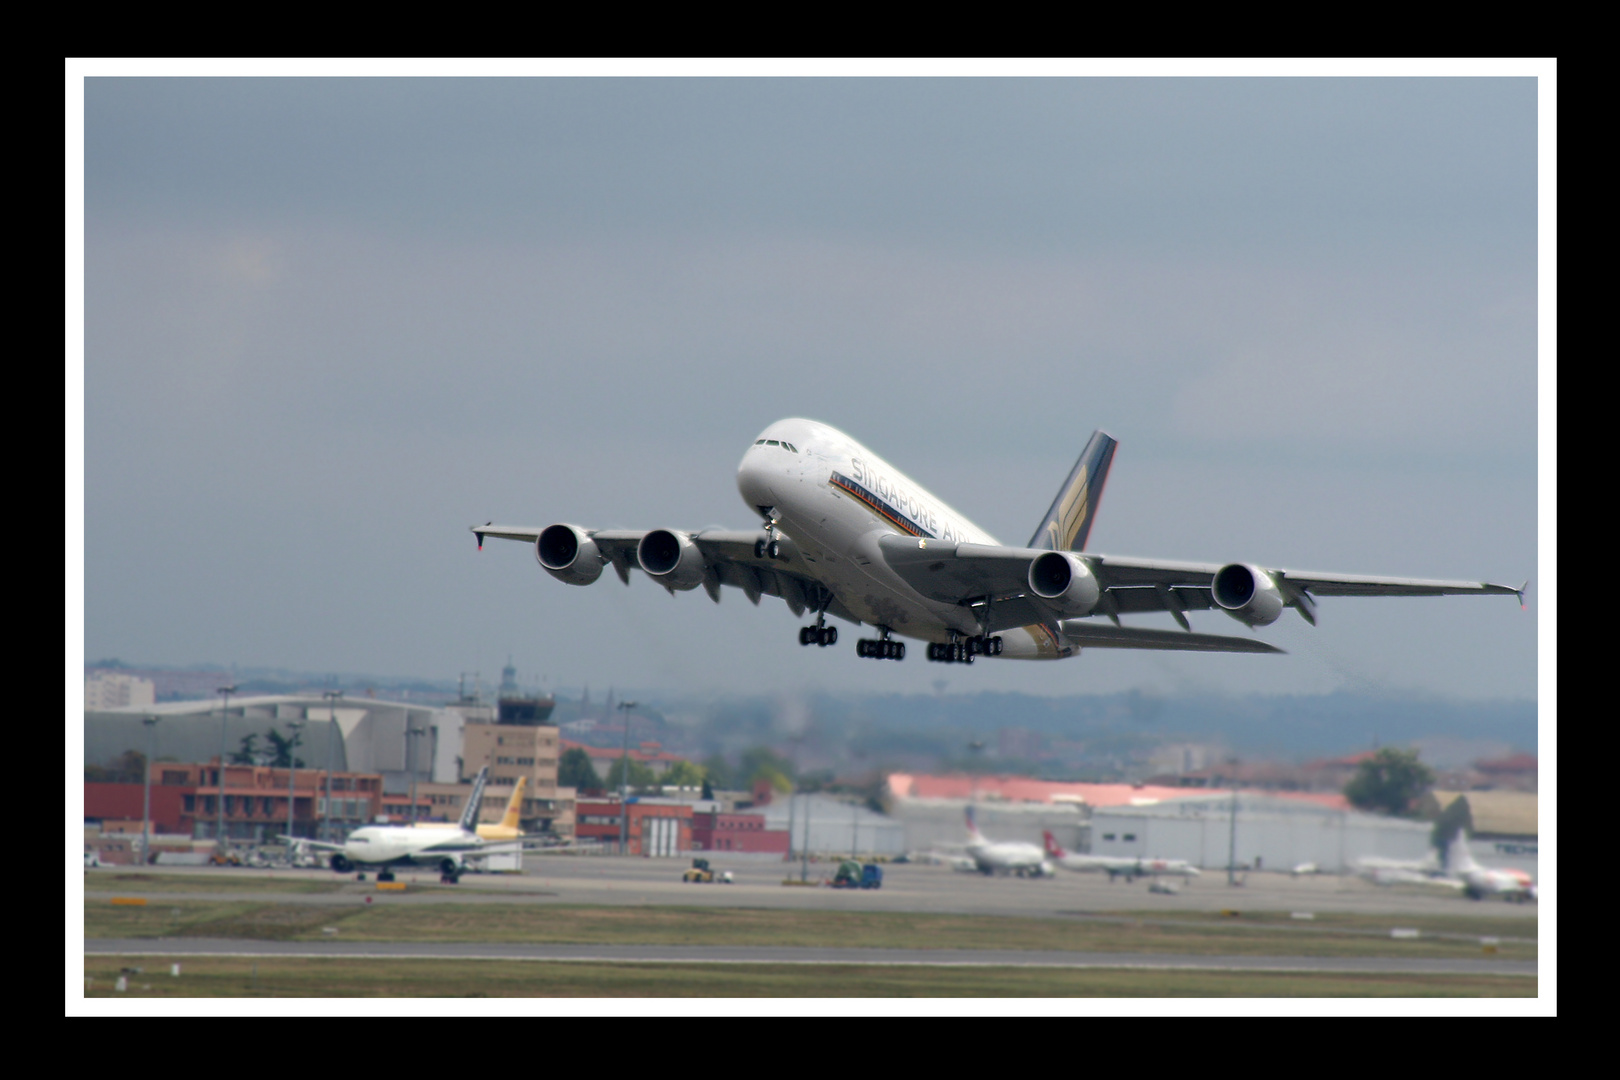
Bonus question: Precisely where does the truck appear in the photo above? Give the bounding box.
[682,858,733,884]
[831,861,884,889]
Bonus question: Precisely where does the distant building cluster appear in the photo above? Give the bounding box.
[85,672,155,710]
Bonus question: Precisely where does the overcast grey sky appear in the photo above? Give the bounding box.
[76,72,1543,700]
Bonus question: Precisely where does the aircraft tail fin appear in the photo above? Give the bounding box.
[1042,830,1067,859]
[499,776,527,831]
[459,766,490,832]
[1446,831,1480,874]
[964,804,984,842]
[1028,430,1118,551]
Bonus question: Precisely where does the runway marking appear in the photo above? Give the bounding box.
[84,941,1536,977]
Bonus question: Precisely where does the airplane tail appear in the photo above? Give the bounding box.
[1042,830,1067,859]
[498,776,527,831]
[1445,831,1481,875]
[459,766,490,832]
[1027,430,1118,552]
[964,804,985,842]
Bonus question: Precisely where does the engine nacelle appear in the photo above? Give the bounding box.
[536,524,603,585]
[637,529,706,591]
[1211,563,1285,626]
[330,854,352,873]
[1027,551,1100,616]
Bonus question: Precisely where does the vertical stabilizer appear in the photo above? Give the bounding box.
[1042,830,1067,859]
[499,776,528,831]
[964,804,985,842]
[1028,430,1118,551]
[459,766,490,833]
[1446,831,1481,875]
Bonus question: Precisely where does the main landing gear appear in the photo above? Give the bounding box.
[857,628,905,661]
[926,635,1003,664]
[799,624,838,646]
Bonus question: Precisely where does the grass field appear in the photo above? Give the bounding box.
[80,955,1536,998]
[83,900,1535,963]
[85,872,349,895]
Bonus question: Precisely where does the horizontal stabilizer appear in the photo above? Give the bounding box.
[1060,621,1284,653]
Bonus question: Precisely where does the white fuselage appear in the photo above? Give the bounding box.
[337,825,491,868]
[736,419,1066,657]
[1054,853,1200,879]
[965,835,1052,876]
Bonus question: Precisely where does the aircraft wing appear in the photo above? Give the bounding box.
[414,835,525,857]
[279,836,346,853]
[471,524,861,623]
[1060,622,1283,653]
[878,535,1521,632]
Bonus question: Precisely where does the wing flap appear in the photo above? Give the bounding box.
[1060,622,1284,653]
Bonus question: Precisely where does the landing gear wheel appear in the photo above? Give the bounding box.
[755,538,767,559]
[799,627,812,646]
[767,540,782,559]
[378,870,395,883]
[824,626,837,646]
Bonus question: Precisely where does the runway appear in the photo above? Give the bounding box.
[84,937,1535,976]
[86,858,1543,921]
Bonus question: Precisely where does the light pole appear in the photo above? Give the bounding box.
[215,684,237,850]
[406,723,427,824]
[285,718,304,846]
[617,701,637,855]
[322,690,341,842]
[140,716,159,866]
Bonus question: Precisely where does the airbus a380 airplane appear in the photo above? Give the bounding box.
[474,419,1523,663]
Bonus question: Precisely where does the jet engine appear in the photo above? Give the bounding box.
[1027,551,1100,616]
[536,524,604,585]
[637,529,705,591]
[1211,563,1285,626]
[330,854,353,873]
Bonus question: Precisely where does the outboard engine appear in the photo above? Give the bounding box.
[536,524,604,585]
[637,529,706,591]
[1027,551,1101,617]
[1211,563,1285,626]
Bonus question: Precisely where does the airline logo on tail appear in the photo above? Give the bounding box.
[458,766,490,832]
[1028,430,1118,552]
[964,804,984,842]
[498,775,527,831]
[1042,830,1067,859]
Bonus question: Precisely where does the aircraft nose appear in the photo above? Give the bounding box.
[736,451,777,513]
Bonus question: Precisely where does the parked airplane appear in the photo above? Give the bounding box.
[285,767,521,883]
[1357,836,1535,902]
[964,807,1053,877]
[1448,834,1536,902]
[1042,830,1200,882]
[474,420,1523,662]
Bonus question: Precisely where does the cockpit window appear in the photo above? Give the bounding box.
[755,439,765,445]
[785,443,797,452]
[767,440,780,446]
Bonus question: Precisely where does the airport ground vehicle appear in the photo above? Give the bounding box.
[209,848,242,867]
[860,864,884,889]
[682,858,733,883]
[831,860,863,888]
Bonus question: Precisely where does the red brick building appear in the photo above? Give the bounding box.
[575,798,693,856]
[690,810,788,854]
[84,762,386,842]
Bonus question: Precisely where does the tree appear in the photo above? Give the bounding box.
[604,756,657,792]
[229,733,260,765]
[1344,748,1434,816]
[265,727,304,768]
[740,746,794,792]
[558,747,602,791]
[661,760,706,788]
[700,754,734,791]
[1430,793,1474,864]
